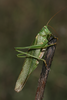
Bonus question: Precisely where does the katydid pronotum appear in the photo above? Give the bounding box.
[14,7,66,92]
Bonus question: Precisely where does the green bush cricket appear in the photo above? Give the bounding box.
[14,7,66,92]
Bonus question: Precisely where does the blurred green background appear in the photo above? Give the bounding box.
[0,0,67,100]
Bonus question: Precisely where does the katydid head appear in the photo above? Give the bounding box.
[39,26,52,39]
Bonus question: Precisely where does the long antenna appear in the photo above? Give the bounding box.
[47,25,58,36]
[46,6,67,26]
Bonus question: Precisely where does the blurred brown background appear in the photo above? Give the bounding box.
[0,0,67,100]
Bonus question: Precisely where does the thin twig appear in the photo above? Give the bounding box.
[35,36,57,100]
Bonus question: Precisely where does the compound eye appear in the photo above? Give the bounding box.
[44,26,46,29]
